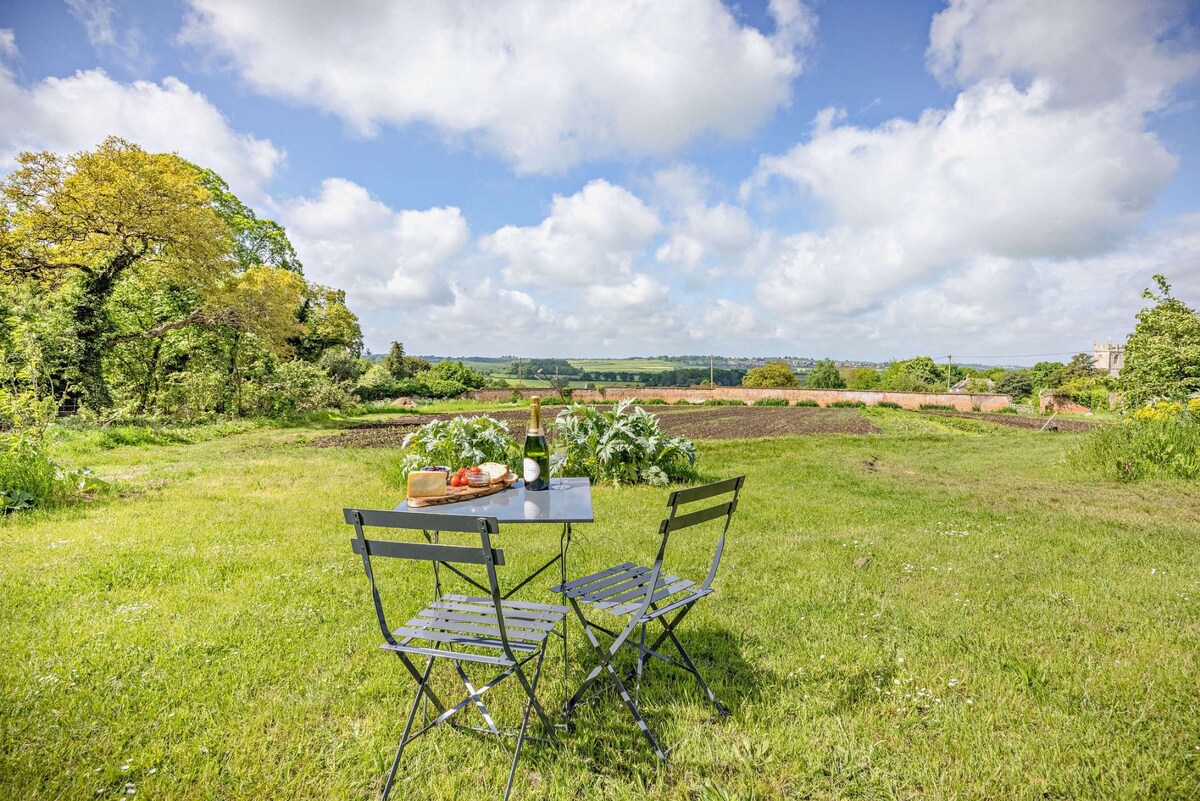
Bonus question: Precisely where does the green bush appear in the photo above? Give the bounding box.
[395,416,517,484]
[876,401,902,409]
[919,403,956,411]
[828,400,866,408]
[635,398,668,406]
[672,399,694,405]
[250,360,354,417]
[1071,414,1200,481]
[0,389,99,512]
[553,399,697,486]
[702,398,747,406]
[752,397,789,406]
[994,407,1019,415]
[793,399,820,407]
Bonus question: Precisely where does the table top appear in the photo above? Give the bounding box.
[393,477,594,524]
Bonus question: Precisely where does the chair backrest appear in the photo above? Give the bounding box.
[656,475,744,593]
[344,508,511,653]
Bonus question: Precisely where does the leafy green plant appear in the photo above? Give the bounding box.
[993,407,1019,415]
[794,399,820,407]
[636,397,668,405]
[1071,411,1200,481]
[552,399,697,486]
[752,397,789,406]
[829,400,866,408]
[0,386,101,512]
[672,399,694,405]
[396,416,517,483]
[702,398,747,406]
[876,401,902,409]
[920,404,956,411]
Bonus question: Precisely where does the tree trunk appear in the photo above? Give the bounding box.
[70,267,120,409]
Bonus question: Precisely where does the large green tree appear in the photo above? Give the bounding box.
[1,138,229,407]
[1120,275,1200,408]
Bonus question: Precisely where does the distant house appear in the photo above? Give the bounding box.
[1094,341,1124,377]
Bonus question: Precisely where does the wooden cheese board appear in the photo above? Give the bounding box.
[406,472,519,508]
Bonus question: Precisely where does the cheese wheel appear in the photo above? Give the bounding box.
[407,472,447,498]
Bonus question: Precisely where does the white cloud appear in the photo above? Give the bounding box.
[0,42,280,196]
[927,0,1200,108]
[66,0,149,70]
[281,178,469,310]
[180,0,814,172]
[483,180,661,286]
[745,0,1196,339]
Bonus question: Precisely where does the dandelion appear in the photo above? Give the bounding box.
[948,678,960,687]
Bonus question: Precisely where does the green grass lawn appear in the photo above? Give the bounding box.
[2,415,1198,799]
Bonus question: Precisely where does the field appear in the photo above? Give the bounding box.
[2,407,1198,799]
[567,359,681,373]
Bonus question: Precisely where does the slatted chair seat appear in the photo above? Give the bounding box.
[551,476,745,763]
[554,562,707,619]
[346,510,564,801]
[387,595,568,663]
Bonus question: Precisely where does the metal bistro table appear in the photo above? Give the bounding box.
[394,477,594,710]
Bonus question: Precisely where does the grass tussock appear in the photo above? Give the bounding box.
[1071,412,1200,481]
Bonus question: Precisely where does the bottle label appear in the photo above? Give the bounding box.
[523,458,541,484]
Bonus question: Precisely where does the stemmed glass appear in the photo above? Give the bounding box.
[550,435,569,489]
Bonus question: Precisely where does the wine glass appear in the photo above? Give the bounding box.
[550,437,570,489]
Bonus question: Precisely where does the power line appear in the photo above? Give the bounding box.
[950,350,1092,361]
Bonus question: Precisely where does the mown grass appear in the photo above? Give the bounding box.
[1,416,1198,799]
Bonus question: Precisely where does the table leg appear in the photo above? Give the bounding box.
[561,522,572,716]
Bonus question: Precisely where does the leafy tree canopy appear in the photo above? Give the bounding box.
[742,360,799,388]
[806,359,846,389]
[995,369,1033,400]
[847,367,880,390]
[1120,275,1200,408]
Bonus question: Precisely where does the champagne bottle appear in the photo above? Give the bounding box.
[522,396,550,491]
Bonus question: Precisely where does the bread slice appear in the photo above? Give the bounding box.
[479,462,510,484]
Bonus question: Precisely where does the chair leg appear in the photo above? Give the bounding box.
[503,645,548,801]
[655,611,728,716]
[572,602,668,761]
[382,654,436,801]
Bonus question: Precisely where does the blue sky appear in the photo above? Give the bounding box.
[2,0,1199,363]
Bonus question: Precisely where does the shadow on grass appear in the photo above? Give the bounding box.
[553,625,776,782]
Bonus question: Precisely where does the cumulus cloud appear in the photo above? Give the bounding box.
[180,0,814,172]
[281,178,469,311]
[0,37,280,196]
[482,180,661,286]
[745,0,1197,341]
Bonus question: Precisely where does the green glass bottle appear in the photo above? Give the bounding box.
[522,396,550,491]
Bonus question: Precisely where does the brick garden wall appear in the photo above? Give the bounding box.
[470,386,1013,412]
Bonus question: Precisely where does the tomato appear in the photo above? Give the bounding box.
[468,466,481,474]
[450,476,462,487]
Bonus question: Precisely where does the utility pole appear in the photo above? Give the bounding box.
[946,354,953,391]
[710,354,714,386]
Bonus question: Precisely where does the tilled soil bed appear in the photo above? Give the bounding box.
[918,409,1094,432]
[311,405,879,448]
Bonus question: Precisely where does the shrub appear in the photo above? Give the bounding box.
[1071,412,1200,481]
[919,403,956,411]
[876,401,902,409]
[250,360,354,417]
[793,399,820,407]
[752,397,789,406]
[636,398,668,405]
[0,388,98,512]
[702,398,747,406]
[672,399,694,405]
[806,359,846,389]
[553,399,697,486]
[396,416,517,484]
[994,407,1019,414]
[848,368,880,390]
[742,361,799,388]
[828,400,866,408]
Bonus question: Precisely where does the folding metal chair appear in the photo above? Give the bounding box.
[549,475,745,761]
[345,509,567,800]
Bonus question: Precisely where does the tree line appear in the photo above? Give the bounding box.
[1,137,362,419]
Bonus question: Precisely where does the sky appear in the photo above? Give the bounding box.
[1,0,1199,364]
